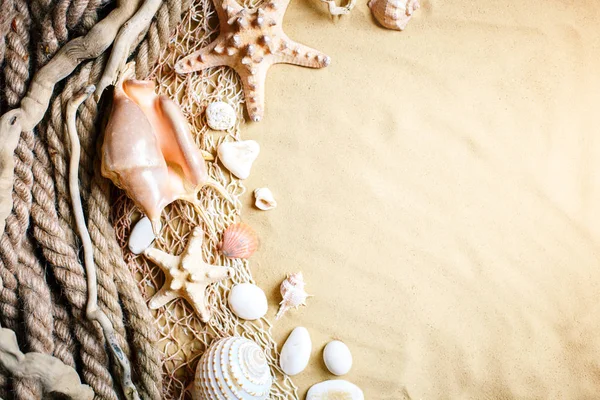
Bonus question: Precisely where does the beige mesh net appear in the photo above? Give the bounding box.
[113,1,298,398]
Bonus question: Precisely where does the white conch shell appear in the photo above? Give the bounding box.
[253,188,277,211]
[276,272,311,320]
[193,336,272,400]
[205,101,237,131]
[101,63,217,234]
[368,0,420,31]
[217,140,260,180]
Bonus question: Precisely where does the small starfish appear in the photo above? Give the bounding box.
[174,0,331,122]
[143,227,234,322]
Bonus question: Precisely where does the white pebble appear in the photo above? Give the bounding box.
[306,380,364,400]
[128,216,157,255]
[228,283,268,320]
[323,340,352,376]
[280,327,311,376]
[205,101,236,131]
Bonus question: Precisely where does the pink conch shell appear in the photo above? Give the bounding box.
[368,0,420,31]
[218,223,258,259]
[101,64,209,234]
[276,272,311,320]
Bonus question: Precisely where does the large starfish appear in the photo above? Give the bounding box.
[143,227,233,322]
[174,0,331,122]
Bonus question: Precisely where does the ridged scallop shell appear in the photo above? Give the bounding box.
[193,337,273,400]
[276,272,311,320]
[218,223,258,259]
[368,0,420,31]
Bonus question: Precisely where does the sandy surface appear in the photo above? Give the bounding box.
[238,0,600,398]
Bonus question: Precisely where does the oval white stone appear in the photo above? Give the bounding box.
[228,283,268,320]
[128,216,157,255]
[323,340,352,376]
[279,327,311,376]
[205,101,236,131]
[306,380,364,400]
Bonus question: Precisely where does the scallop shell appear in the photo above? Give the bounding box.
[254,188,277,211]
[275,272,311,320]
[193,337,272,400]
[368,0,420,31]
[218,223,258,259]
[206,101,237,131]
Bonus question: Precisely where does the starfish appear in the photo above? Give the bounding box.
[174,0,331,122]
[143,227,234,322]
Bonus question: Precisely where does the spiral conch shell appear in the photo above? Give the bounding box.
[368,0,420,31]
[218,223,258,259]
[193,336,273,400]
[101,63,215,234]
[276,272,311,320]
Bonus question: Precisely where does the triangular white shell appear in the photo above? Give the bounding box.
[218,140,260,179]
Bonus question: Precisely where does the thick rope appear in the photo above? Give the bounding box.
[4,0,32,108]
[13,237,54,400]
[0,0,194,397]
[31,130,120,400]
[0,129,36,332]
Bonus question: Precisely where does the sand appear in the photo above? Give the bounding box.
[235,0,600,398]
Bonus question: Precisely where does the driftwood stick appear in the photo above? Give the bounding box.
[0,322,94,399]
[20,0,143,132]
[66,86,140,400]
[95,0,164,98]
[0,110,23,236]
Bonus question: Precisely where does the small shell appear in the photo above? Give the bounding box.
[205,101,236,131]
[254,188,277,211]
[368,0,420,31]
[128,216,158,255]
[218,223,258,259]
[275,272,311,320]
[217,140,260,180]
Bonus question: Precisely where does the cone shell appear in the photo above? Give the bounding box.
[193,337,272,400]
[368,0,420,31]
[219,223,258,259]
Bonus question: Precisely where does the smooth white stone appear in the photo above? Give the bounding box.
[228,283,268,320]
[128,216,157,255]
[205,101,236,131]
[280,327,311,376]
[217,140,260,180]
[306,380,364,400]
[323,340,352,376]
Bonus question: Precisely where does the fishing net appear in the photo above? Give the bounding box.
[113,1,298,398]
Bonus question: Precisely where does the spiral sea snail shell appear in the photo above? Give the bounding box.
[193,337,273,400]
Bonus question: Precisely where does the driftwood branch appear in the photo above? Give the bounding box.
[0,324,93,399]
[66,86,140,400]
[95,0,164,98]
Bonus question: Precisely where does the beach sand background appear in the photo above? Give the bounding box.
[237,0,600,398]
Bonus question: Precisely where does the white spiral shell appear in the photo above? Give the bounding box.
[193,337,273,400]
